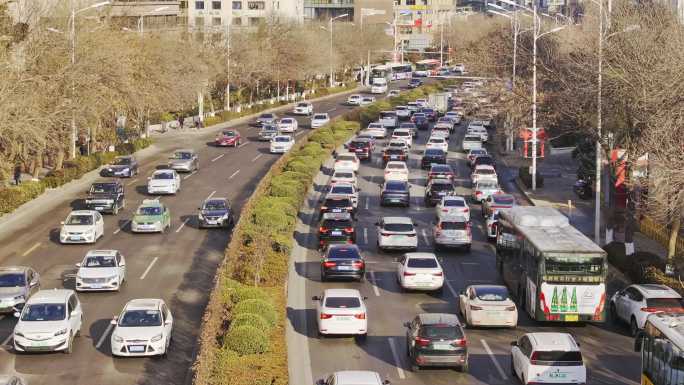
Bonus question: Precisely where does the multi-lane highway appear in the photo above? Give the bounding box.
[0,87,378,385]
[287,106,642,385]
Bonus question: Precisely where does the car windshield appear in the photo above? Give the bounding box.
[389,142,405,148]
[325,199,351,208]
[420,325,463,339]
[333,172,353,179]
[431,166,452,173]
[386,149,404,155]
[438,118,450,123]
[173,152,192,160]
[297,102,309,107]
[325,297,361,308]
[260,114,274,119]
[429,138,445,143]
[384,223,413,232]
[0,273,25,287]
[476,169,496,175]
[119,310,162,327]
[441,221,466,230]
[393,131,409,137]
[362,98,373,102]
[425,149,444,156]
[380,112,395,118]
[327,246,360,259]
[544,256,605,278]
[22,304,66,321]
[400,124,415,129]
[444,199,465,207]
[493,196,515,205]
[646,298,684,308]
[533,351,583,363]
[413,113,425,118]
[138,206,162,216]
[368,124,382,129]
[275,137,290,142]
[423,109,434,113]
[475,287,510,301]
[470,150,487,157]
[465,136,481,141]
[331,186,353,194]
[350,141,368,147]
[113,157,131,165]
[204,200,227,210]
[478,182,498,189]
[313,114,328,120]
[222,131,236,137]
[431,183,454,192]
[83,255,117,268]
[407,258,438,268]
[385,182,407,191]
[66,215,93,225]
[396,106,407,111]
[261,126,277,133]
[323,219,353,230]
[153,172,174,180]
[387,164,405,170]
[90,183,116,193]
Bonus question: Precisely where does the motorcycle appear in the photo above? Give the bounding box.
[573,178,592,200]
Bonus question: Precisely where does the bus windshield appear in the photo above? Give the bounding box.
[543,255,605,283]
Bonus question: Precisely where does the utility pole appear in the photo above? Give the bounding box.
[595,0,603,245]
[225,23,231,111]
[531,0,538,190]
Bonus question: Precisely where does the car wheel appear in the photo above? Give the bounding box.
[411,363,421,372]
[355,333,367,343]
[113,204,119,215]
[464,245,471,253]
[510,356,516,376]
[458,361,469,373]
[610,303,618,323]
[64,333,73,354]
[630,316,639,337]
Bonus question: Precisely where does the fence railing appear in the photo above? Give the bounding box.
[639,216,684,257]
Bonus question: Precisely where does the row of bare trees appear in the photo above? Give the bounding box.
[441,1,684,258]
[0,3,390,182]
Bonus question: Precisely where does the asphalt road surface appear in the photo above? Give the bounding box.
[0,86,386,385]
[290,114,642,385]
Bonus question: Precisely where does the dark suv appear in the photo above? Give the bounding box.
[347,139,373,161]
[383,148,407,164]
[421,149,447,169]
[404,313,468,372]
[421,108,437,122]
[381,180,411,207]
[318,212,355,249]
[320,244,365,281]
[320,197,355,218]
[84,181,125,214]
[411,113,430,130]
[427,164,455,185]
[424,179,455,206]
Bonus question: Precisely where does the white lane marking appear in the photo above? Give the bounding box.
[420,229,429,246]
[327,107,337,112]
[95,322,115,349]
[388,337,406,380]
[139,257,159,280]
[206,191,217,200]
[363,228,368,245]
[2,333,12,346]
[481,339,508,380]
[211,154,225,162]
[176,217,190,233]
[126,178,138,186]
[364,197,370,210]
[445,279,459,298]
[113,220,131,235]
[183,171,197,180]
[252,154,263,162]
[238,141,249,148]
[21,242,41,257]
[229,169,240,179]
[461,262,479,266]
[368,271,381,297]
[295,131,305,137]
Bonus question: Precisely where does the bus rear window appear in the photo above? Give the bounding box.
[544,257,605,283]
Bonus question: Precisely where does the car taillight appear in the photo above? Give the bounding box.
[505,306,516,311]
[354,313,366,319]
[353,261,364,269]
[406,233,416,237]
[415,337,430,346]
[470,305,483,311]
[452,338,467,347]
[463,208,469,212]
[467,225,472,237]
[323,261,336,268]
[433,272,443,276]
[320,313,333,319]
[344,227,354,233]
[475,191,482,196]
[641,307,660,313]
[380,232,391,236]
[404,271,416,276]
[441,209,449,212]
[320,206,327,211]
[319,227,327,233]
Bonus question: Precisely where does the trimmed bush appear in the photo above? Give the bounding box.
[233,299,277,325]
[0,181,47,214]
[230,285,270,304]
[230,313,271,332]
[309,128,336,148]
[284,156,321,176]
[518,166,544,188]
[224,325,270,355]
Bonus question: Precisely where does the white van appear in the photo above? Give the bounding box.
[371,78,388,94]
[511,332,586,385]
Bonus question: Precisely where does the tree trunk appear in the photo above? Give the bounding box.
[55,149,65,170]
[668,217,681,261]
[32,153,42,178]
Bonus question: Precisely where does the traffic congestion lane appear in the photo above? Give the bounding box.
[298,114,641,385]
[0,86,393,385]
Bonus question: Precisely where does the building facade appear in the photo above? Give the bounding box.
[303,0,354,21]
[186,0,302,29]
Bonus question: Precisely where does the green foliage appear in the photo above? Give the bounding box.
[230,286,270,304]
[0,181,47,214]
[230,313,271,332]
[604,242,664,283]
[233,299,277,326]
[224,325,270,355]
[309,128,336,148]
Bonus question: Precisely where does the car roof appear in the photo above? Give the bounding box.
[140,199,163,207]
[69,210,97,216]
[405,252,437,260]
[382,216,413,224]
[393,128,410,133]
[633,284,682,298]
[430,164,452,170]
[174,148,194,153]
[205,197,228,203]
[125,298,163,311]
[474,165,495,171]
[274,135,292,139]
[334,371,382,385]
[116,155,134,159]
[470,284,509,292]
[153,169,175,174]
[28,289,74,303]
[417,313,461,326]
[324,288,361,298]
[444,195,466,201]
[85,250,118,257]
[527,332,579,351]
[0,266,30,274]
[492,193,514,201]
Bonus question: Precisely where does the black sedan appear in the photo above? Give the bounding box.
[380,180,411,207]
[320,244,365,281]
[421,149,447,169]
[411,113,430,130]
[318,212,355,249]
[198,198,234,228]
[424,179,455,206]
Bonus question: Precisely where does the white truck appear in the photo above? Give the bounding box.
[371,78,388,94]
[428,93,450,115]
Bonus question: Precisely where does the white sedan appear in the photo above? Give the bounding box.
[75,250,126,292]
[147,169,180,195]
[360,96,375,106]
[365,123,387,139]
[387,139,409,152]
[396,252,444,292]
[59,210,105,244]
[346,94,362,105]
[333,153,360,173]
[436,195,470,221]
[376,216,417,252]
[459,285,517,327]
[293,101,313,115]
[391,128,412,147]
[270,135,295,153]
[111,298,173,357]
[277,117,298,133]
[311,113,330,129]
[314,289,367,339]
[330,170,358,186]
[426,136,449,153]
[384,161,409,182]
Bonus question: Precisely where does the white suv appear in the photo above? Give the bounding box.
[511,332,586,385]
[13,289,83,354]
[314,289,367,339]
[610,284,684,336]
[376,216,418,252]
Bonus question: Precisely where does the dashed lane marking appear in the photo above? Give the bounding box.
[139,257,159,280]
[420,229,430,246]
[252,154,263,162]
[368,271,381,297]
[238,141,249,148]
[363,228,368,245]
[445,280,459,298]
[2,333,12,347]
[183,171,197,180]
[327,107,337,113]
[211,154,225,162]
[126,178,138,186]
[176,217,190,233]
[21,242,41,257]
[481,339,508,380]
[113,220,131,235]
[229,170,240,179]
[364,197,370,210]
[95,322,115,349]
[388,338,407,380]
[295,131,305,137]
[206,191,216,200]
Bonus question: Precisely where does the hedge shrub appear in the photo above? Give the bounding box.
[230,313,271,333]
[232,299,277,326]
[518,166,544,188]
[224,325,270,355]
[230,286,270,304]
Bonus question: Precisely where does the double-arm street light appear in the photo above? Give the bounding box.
[326,13,349,88]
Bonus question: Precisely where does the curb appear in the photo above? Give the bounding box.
[513,177,535,206]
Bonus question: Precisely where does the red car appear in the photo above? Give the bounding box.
[215,130,241,147]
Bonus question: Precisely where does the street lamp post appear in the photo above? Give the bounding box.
[328,14,349,88]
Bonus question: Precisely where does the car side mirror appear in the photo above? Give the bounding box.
[374,222,380,226]
[110,317,118,325]
[60,221,65,225]
[147,177,152,180]
[403,321,411,328]
[363,296,368,300]
[75,263,81,268]
[165,319,172,325]
[119,262,126,267]
[70,310,78,318]
[30,279,39,287]
[510,340,518,347]
[383,380,391,385]
[312,296,320,301]
[459,290,465,296]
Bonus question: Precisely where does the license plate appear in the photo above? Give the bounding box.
[94,207,104,211]
[30,340,50,347]
[433,343,453,350]
[565,314,579,322]
[416,275,432,283]
[391,199,400,203]
[70,236,82,241]
[337,266,352,271]
[90,284,103,289]
[331,231,342,236]
[390,156,399,160]
[335,316,352,321]
[332,209,342,213]
[128,345,146,352]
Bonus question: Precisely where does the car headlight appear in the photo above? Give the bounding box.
[113,335,123,343]
[150,333,163,342]
[155,221,162,226]
[198,213,204,220]
[108,275,119,282]
[85,229,95,235]
[14,331,24,338]
[54,328,68,337]
[122,168,130,172]
[221,213,229,219]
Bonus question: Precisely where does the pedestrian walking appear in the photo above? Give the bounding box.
[13,165,21,186]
